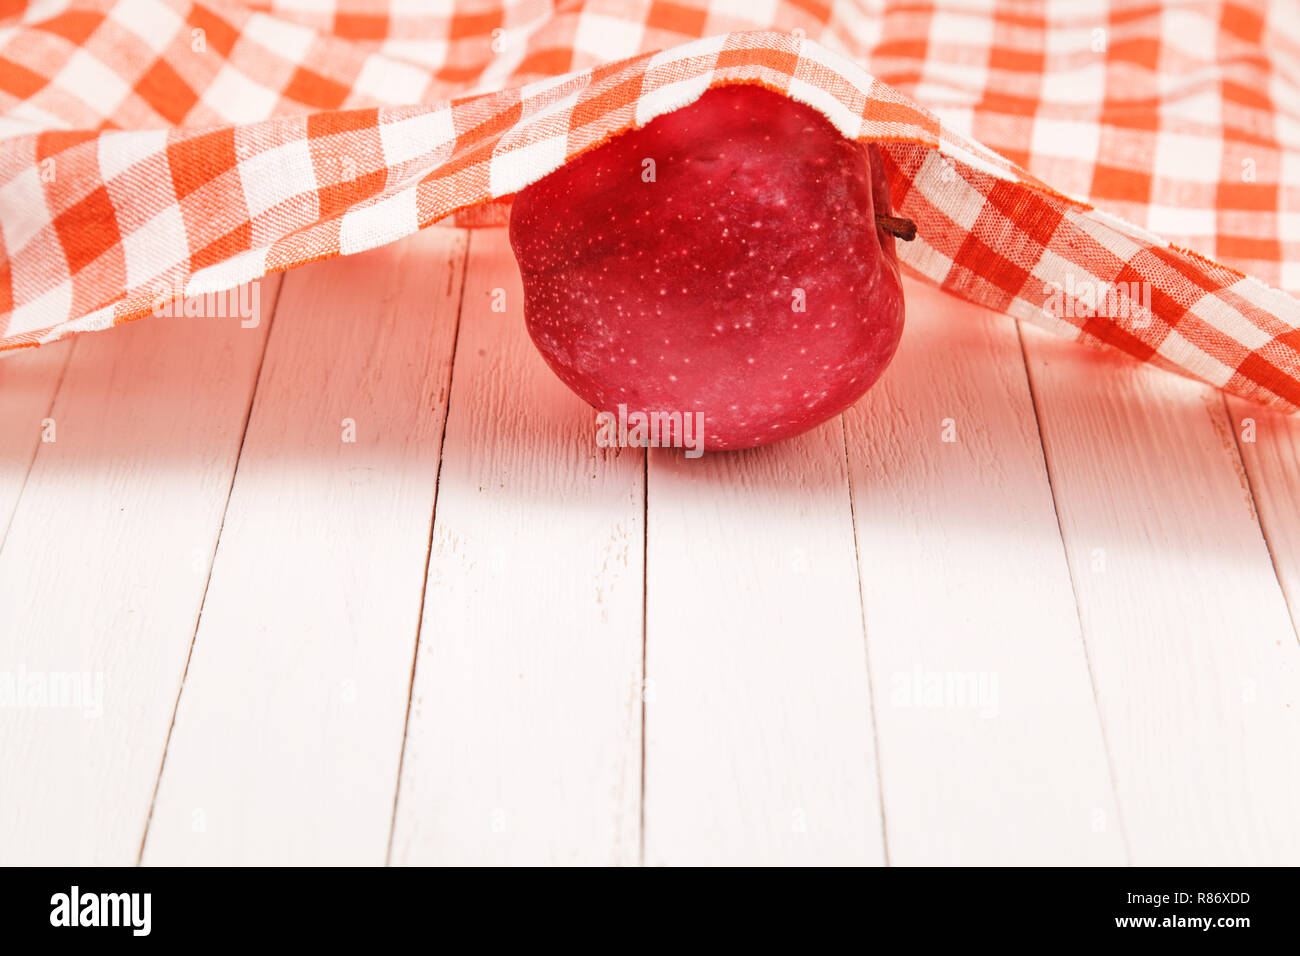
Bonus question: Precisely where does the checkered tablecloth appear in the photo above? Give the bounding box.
[2,0,1298,410]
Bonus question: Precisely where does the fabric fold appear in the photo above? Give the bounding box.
[1,1,1297,410]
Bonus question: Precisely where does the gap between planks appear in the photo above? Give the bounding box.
[1223,393,1300,649]
[0,277,280,864]
[1018,320,1300,864]
[387,227,644,866]
[0,340,75,555]
[840,415,893,865]
[1014,320,1133,859]
[383,233,473,865]
[135,273,286,865]
[138,227,468,865]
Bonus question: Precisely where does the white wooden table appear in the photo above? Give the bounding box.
[2,225,1299,866]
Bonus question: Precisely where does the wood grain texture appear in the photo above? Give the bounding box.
[0,285,278,865]
[643,422,886,866]
[141,229,467,865]
[844,279,1124,865]
[0,340,73,544]
[6,232,1300,868]
[1022,323,1300,865]
[389,228,645,866]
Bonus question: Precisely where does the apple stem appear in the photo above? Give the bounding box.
[876,215,917,241]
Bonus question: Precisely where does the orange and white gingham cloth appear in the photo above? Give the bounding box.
[2,0,1298,409]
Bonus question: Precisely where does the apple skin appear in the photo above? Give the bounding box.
[508,84,905,451]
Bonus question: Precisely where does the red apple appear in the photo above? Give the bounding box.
[508,84,907,451]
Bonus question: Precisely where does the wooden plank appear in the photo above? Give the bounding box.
[1226,395,1300,634]
[0,340,73,541]
[1022,322,1300,865]
[141,228,467,865]
[0,283,278,865]
[389,229,645,866]
[844,280,1125,865]
[642,423,886,866]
